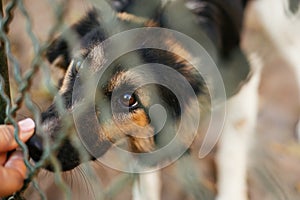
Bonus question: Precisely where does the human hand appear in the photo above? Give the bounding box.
[0,118,35,197]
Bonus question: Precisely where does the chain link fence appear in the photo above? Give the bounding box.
[1,0,300,200]
[0,0,216,199]
[0,0,76,199]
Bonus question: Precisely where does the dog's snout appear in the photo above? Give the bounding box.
[26,133,44,163]
[26,128,82,171]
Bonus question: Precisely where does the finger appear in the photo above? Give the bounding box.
[0,118,35,153]
[5,151,27,179]
[0,153,7,165]
[0,151,26,197]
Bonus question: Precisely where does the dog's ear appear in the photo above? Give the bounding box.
[46,9,102,70]
[212,0,248,56]
[159,0,250,97]
[113,0,249,56]
[160,0,249,57]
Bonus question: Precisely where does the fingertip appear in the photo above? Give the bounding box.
[18,118,35,140]
[18,118,35,132]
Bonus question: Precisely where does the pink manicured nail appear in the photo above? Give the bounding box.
[18,118,35,133]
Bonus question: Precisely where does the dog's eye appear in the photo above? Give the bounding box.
[119,93,138,108]
[74,60,82,72]
[72,59,83,72]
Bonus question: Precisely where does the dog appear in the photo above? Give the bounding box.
[24,0,263,199]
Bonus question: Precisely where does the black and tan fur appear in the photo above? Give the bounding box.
[26,0,252,199]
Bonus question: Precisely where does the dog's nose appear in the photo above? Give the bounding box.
[26,133,44,163]
[26,132,82,171]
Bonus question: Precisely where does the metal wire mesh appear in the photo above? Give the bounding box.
[0,0,73,199]
[1,0,299,200]
[0,0,214,199]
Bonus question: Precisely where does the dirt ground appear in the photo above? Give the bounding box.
[5,0,300,199]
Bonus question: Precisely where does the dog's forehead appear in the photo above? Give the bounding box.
[81,43,148,88]
[83,41,142,72]
[84,45,106,72]
[76,30,202,104]
[84,44,144,85]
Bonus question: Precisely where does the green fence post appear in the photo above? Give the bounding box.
[0,0,11,124]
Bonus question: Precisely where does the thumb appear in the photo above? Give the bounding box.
[0,118,35,153]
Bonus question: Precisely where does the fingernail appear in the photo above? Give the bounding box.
[18,118,35,134]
